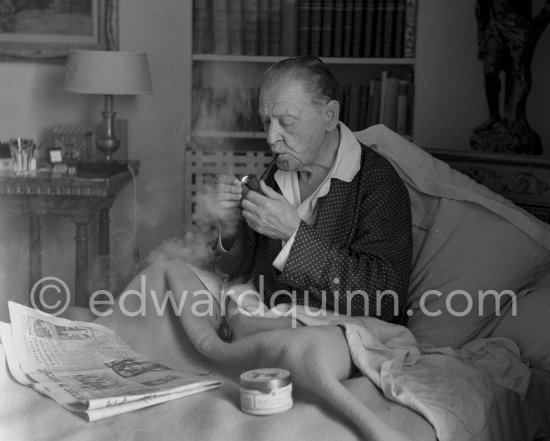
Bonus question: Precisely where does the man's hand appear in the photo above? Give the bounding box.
[241,180,301,240]
[211,175,243,240]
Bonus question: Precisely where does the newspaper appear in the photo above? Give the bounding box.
[0,301,222,421]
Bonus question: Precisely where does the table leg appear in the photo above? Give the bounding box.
[73,217,89,308]
[29,215,42,306]
[98,208,110,292]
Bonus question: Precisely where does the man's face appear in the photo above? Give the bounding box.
[258,78,329,172]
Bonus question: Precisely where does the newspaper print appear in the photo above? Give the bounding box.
[0,302,222,421]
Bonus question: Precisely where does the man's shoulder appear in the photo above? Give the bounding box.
[357,142,403,183]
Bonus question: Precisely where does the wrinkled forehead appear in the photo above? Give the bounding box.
[259,77,316,114]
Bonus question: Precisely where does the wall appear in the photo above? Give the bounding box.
[414,0,550,152]
[0,0,192,321]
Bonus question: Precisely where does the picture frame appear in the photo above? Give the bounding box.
[0,0,118,61]
[48,148,63,164]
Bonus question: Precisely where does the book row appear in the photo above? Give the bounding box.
[341,72,413,134]
[191,72,413,135]
[193,0,417,58]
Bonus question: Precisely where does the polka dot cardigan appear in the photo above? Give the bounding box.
[215,143,412,326]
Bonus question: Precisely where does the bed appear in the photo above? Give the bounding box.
[2,124,550,441]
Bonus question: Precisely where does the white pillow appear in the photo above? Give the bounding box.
[406,191,550,348]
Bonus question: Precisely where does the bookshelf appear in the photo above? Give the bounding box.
[192,54,415,65]
[190,0,418,146]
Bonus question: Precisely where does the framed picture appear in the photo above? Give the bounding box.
[48,148,63,164]
[0,0,118,60]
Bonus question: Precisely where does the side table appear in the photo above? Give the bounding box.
[0,161,139,307]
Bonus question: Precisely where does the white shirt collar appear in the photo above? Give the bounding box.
[274,122,361,222]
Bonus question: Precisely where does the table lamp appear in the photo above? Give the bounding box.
[64,50,153,162]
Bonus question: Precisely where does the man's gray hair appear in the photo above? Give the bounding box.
[261,56,341,106]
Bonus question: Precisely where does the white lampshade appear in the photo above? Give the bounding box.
[64,50,153,95]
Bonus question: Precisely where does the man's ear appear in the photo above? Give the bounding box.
[324,99,340,131]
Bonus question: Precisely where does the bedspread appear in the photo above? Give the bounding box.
[1,301,546,441]
[0,304,435,441]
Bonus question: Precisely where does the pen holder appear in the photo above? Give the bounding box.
[9,138,35,175]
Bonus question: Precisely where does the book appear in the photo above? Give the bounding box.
[404,0,416,58]
[243,0,259,55]
[332,0,345,57]
[405,72,414,134]
[366,78,381,127]
[298,0,312,55]
[351,0,364,57]
[358,85,370,129]
[378,70,389,123]
[228,0,244,55]
[396,79,408,135]
[309,0,323,56]
[212,0,230,54]
[193,0,213,54]
[0,302,222,422]
[380,77,399,130]
[382,0,396,57]
[373,0,386,57]
[393,0,405,57]
[270,0,282,55]
[281,0,299,55]
[362,0,377,57]
[342,0,354,57]
[347,84,362,130]
[259,0,271,55]
[321,0,335,56]
[341,84,351,126]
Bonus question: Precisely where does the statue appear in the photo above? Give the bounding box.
[471,0,550,155]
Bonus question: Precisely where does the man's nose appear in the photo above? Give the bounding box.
[266,121,282,145]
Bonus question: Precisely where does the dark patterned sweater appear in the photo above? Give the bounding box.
[215,143,412,326]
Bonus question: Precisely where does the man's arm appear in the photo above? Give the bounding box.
[214,222,257,279]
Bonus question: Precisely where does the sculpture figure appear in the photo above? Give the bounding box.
[471,0,550,155]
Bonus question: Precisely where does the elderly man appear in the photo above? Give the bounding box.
[100,57,412,342]
[93,57,417,439]
[210,56,412,339]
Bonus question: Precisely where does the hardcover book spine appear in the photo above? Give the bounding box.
[366,79,381,127]
[212,0,230,54]
[332,0,345,57]
[342,0,354,57]
[382,0,396,57]
[341,84,351,127]
[281,0,299,55]
[243,0,259,55]
[393,0,405,57]
[228,0,244,55]
[378,70,388,123]
[396,79,408,135]
[270,0,282,55]
[298,0,312,55]
[348,84,362,130]
[309,0,323,56]
[404,0,416,58]
[383,77,399,130]
[362,0,377,57]
[192,0,213,54]
[321,0,335,57]
[358,85,370,130]
[373,0,386,57]
[351,0,364,57]
[259,0,271,55]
